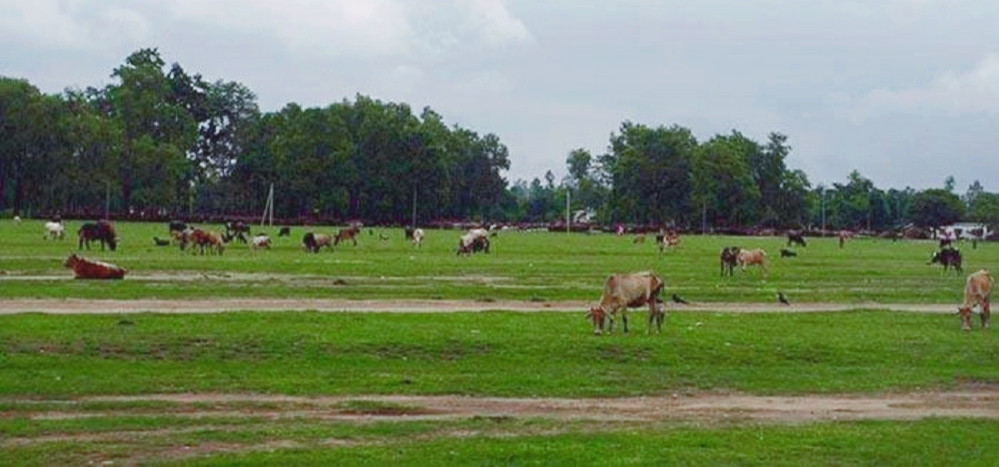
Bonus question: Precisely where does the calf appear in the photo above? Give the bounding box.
[720,246,740,276]
[928,247,962,273]
[588,271,665,335]
[411,228,425,247]
[63,254,126,280]
[303,232,333,253]
[958,269,993,331]
[278,226,291,237]
[251,234,272,251]
[656,231,680,253]
[737,248,768,277]
[44,221,65,240]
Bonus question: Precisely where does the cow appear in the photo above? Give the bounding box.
[168,220,187,235]
[737,248,768,277]
[78,221,117,251]
[720,246,740,277]
[411,228,425,247]
[457,228,490,255]
[587,271,665,335]
[928,247,962,273]
[181,228,224,255]
[780,248,797,258]
[13,215,21,225]
[334,226,360,246]
[224,220,250,244]
[838,230,854,248]
[63,254,126,280]
[958,269,993,331]
[787,230,807,247]
[44,221,65,240]
[251,234,272,251]
[278,226,291,237]
[303,232,333,253]
[656,231,680,253]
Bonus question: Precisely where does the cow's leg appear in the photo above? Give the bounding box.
[982,300,991,329]
[621,310,629,334]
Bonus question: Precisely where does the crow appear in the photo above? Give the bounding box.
[671,293,689,305]
[777,292,791,305]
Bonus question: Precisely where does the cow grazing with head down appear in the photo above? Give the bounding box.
[588,271,665,335]
[251,234,271,251]
[457,228,490,255]
[63,254,126,280]
[303,232,333,253]
[656,231,680,253]
[720,246,740,276]
[787,230,807,247]
[958,269,993,331]
[78,221,117,251]
[737,248,768,277]
[411,228,425,247]
[929,247,962,273]
[44,221,65,240]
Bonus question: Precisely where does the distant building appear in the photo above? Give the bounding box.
[937,223,989,240]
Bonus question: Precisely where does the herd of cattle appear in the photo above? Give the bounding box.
[29,219,994,332]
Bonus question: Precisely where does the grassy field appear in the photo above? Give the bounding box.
[0,219,989,303]
[2,219,998,465]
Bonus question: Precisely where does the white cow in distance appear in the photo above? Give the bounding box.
[44,221,65,240]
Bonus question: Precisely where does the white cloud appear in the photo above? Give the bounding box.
[838,54,999,122]
[0,1,148,49]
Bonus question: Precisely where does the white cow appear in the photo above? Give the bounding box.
[251,234,272,251]
[411,228,425,247]
[44,221,65,240]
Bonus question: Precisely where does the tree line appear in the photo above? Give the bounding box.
[2,48,997,230]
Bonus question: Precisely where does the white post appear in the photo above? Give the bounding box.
[566,189,571,234]
[261,183,274,227]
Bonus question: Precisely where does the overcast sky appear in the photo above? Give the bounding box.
[3,0,999,192]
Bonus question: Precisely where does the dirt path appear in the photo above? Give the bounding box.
[0,298,958,314]
[8,389,999,424]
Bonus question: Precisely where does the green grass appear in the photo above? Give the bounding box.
[0,219,989,302]
[1,311,996,397]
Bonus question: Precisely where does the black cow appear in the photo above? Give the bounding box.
[720,246,740,276]
[928,247,962,273]
[278,226,291,237]
[780,248,797,258]
[787,230,807,247]
[78,221,117,251]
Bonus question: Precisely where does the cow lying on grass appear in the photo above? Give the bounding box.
[63,254,126,280]
[587,271,665,335]
[958,269,993,331]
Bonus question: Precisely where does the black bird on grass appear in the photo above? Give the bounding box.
[777,292,791,306]
[671,293,689,305]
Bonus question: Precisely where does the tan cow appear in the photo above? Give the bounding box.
[588,271,665,335]
[958,269,993,331]
[737,248,768,277]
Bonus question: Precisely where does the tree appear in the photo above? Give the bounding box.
[910,188,965,227]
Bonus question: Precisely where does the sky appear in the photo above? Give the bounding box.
[3,0,999,193]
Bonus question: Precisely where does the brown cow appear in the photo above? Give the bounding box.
[63,254,126,280]
[737,248,768,277]
[958,269,993,331]
[181,228,225,255]
[303,232,333,253]
[334,226,360,246]
[588,271,665,335]
[78,221,117,251]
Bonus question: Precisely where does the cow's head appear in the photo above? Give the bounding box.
[928,251,942,265]
[586,307,607,335]
[108,238,118,251]
[958,306,973,331]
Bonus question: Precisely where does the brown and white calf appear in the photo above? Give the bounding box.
[737,248,768,277]
[251,234,272,251]
[587,271,665,335]
[958,269,993,331]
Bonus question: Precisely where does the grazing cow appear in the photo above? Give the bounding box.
[588,271,665,335]
[78,221,117,251]
[720,246,740,277]
[63,254,126,280]
[334,226,360,246]
[278,226,291,237]
[404,226,415,241]
[928,247,962,273]
[457,228,490,255]
[44,221,65,240]
[181,228,224,255]
[225,221,250,244]
[251,234,272,251]
[958,269,993,331]
[780,248,797,258]
[787,230,807,247]
[302,232,333,253]
[13,215,21,225]
[656,231,680,253]
[411,228,425,247]
[736,248,768,277]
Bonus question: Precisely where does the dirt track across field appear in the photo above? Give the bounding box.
[0,298,959,314]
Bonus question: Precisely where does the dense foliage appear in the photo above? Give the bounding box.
[2,48,997,229]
